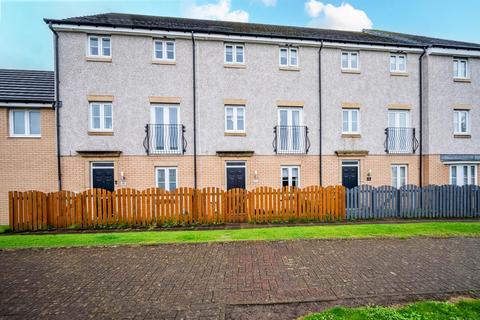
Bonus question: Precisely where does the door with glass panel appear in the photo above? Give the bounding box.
[151,105,180,153]
[278,108,302,153]
[388,110,410,153]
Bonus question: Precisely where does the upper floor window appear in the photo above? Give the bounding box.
[453,58,468,79]
[225,44,244,64]
[225,105,245,132]
[9,109,41,137]
[390,54,406,72]
[453,110,469,134]
[281,166,300,187]
[154,40,175,61]
[90,102,113,132]
[88,35,111,57]
[279,47,298,67]
[341,51,359,70]
[342,109,360,133]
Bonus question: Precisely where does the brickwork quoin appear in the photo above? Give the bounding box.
[8,186,346,231]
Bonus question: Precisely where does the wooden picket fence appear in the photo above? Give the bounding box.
[8,186,346,231]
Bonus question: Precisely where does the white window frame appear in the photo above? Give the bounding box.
[224,105,246,133]
[453,110,469,134]
[281,166,300,187]
[453,57,469,79]
[90,162,115,189]
[279,47,299,67]
[341,51,359,70]
[449,164,477,186]
[153,39,176,61]
[391,164,408,188]
[342,108,360,134]
[224,44,245,64]
[155,167,178,191]
[9,109,41,137]
[89,102,113,132]
[87,35,111,58]
[390,53,407,72]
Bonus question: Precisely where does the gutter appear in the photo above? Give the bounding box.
[48,22,62,191]
[418,46,429,187]
[191,31,198,189]
[318,40,324,186]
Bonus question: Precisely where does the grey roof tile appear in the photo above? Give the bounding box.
[0,69,54,103]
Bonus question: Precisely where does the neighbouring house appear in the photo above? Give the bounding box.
[1,13,479,224]
[0,69,57,225]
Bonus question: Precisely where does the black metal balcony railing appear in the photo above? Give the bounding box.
[384,127,419,154]
[144,124,187,155]
[273,125,310,154]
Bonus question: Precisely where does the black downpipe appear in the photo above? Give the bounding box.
[318,41,324,186]
[191,31,198,189]
[419,47,427,187]
[49,22,62,191]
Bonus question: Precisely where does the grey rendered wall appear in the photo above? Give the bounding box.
[58,32,194,156]
[425,54,480,154]
[321,48,421,155]
[195,40,320,155]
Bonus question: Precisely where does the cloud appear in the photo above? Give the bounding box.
[260,0,277,7]
[304,0,372,31]
[185,0,249,22]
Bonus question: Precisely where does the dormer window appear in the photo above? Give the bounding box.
[88,35,111,58]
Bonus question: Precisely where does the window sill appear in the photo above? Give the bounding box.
[88,131,114,136]
[224,132,247,137]
[279,66,300,71]
[152,60,176,65]
[342,133,361,138]
[390,72,409,77]
[453,78,471,83]
[341,69,361,74]
[8,135,41,139]
[86,56,112,62]
[224,64,246,69]
[454,134,471,138]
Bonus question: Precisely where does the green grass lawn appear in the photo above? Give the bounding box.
[0,221,479,249]
[303,298,480,320]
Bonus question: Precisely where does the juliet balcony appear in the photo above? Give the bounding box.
[384,127,419,154]
[143,124,187,155]
[273,125,310,154]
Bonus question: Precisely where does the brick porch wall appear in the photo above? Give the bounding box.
[0,108,57,225]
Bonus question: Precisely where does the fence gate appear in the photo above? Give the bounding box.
[224,188,248,222]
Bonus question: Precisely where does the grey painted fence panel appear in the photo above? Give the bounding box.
[346,184,480,220]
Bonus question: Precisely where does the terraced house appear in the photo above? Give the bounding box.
[1,12,479,223]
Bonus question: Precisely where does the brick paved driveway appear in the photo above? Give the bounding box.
[1,237,479,319]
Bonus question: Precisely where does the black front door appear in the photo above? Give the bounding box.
[226,165,246,190]
[92,163,115,192]
[342,163,359,189]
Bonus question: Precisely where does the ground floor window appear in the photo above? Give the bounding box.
[391,164,408,188]
[91,162,115,192]
[156,167,177,191]
[281,166,300,187]
[450,164,477,186]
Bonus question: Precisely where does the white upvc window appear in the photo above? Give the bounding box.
[225,105,245,133]
[341,51,359,70]
[391,164,408,188]
[88,35,111,57]
[450,164,477,186]
[453,110,469,134]
[225,44,244,64]
[279,47,298,67]
[281,166,300,187]
[342,109,360,133]
[390,54,406,72]
[453,58,468,79]
[9,109,41,137]
[156,167,177,191]
[153,40,175,61]
[89,102,113,131]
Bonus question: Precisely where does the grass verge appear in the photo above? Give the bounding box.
[0,221,479,249]
[303,298,480,320]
